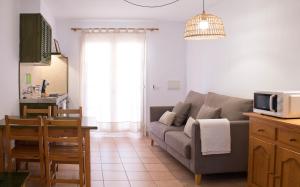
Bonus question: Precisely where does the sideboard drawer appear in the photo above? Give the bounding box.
[278,129,300,149]
[251,121,276,140]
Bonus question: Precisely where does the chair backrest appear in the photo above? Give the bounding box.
[5,116,44,156]
[53,106,82,118]
[43,118,83,156]
[23,105,52,118]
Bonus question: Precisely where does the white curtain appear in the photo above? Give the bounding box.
[80,32,146,126]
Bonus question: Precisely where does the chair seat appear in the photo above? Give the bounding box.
[49,145,83,162]
[12,145,40,159]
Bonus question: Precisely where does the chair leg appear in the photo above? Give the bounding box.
[150,139,154,146]
[16,160,21,171]
[40,159,45,185]
[7,156,13,172]
[79,159,84,187]
[195,174,202,185]
[45,159,51,187]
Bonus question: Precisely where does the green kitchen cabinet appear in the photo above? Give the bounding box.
[20,13,52,65]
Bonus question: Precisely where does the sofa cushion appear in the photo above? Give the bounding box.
[172,102,191,126]
[197,105,221,119]
[184,91,207,119]
[149,121,184,141]
[159,111,176,126]
[184,117,196,138]
[165,131,191,159]
[204,92,253,120]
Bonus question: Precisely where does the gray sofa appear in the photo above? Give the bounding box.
[148,91,253,185]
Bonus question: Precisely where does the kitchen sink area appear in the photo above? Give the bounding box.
[19,93,68,104]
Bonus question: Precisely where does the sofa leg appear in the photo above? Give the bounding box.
[150,139,154,146]
[195,174,202,185]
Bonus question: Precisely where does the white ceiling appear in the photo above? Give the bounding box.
[44,0,220,21]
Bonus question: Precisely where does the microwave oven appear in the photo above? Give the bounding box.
[253,91,300,118]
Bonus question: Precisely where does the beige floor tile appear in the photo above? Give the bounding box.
[121,157,142,164]
[141,157,162,164]
[91,181,104,187]
[164,162,187,171]
[144,164,169,171]
[100,145,118,151]
[102,171,128,180]
[104,180,131,187]
[56,171,79,179]
[100,151,119,157]
[91,170,103,181]
[149,171,176,181]
[91,163,102,171]
[58,164,79,171]
[126,171,152,180]
[155,180,184,187]
[123,163,147,171]
[119,151,139,158]
[101,157,122,164]
[91,157,102,164]
[130,181,158,187]
[137,151,156,158]
[171,170,194,180]
[25,133,247,187]
[102,163,124,171]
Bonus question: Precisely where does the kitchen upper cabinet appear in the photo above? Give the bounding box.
[248,137,275,187]
[20,13,52,65]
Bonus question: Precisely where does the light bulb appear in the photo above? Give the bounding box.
[198,20,209,30]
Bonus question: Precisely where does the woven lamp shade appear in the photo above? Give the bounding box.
[184,12,226,40]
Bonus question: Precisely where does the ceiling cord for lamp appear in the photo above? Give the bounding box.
[122,0,180,8]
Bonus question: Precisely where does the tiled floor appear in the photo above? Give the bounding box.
[27,129,246,187]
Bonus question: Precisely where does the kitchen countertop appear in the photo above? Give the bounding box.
[19,94,68,104]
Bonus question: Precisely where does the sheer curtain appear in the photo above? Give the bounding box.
[80,32,146,129]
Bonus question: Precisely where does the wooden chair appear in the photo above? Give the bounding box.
[53,106,82,118]
[18,105,51,171]
[23,105,52,118]
[52,106,83,173]
[43,118,85,187]
[5,116,45,184]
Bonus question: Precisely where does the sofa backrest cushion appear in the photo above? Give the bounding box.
[196,105,222,119]
[204,92,253,121]
[184,91,207,118]
[172,102,191,126]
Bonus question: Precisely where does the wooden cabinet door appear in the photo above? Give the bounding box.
[248,137,275,187]
[275,147,300,187]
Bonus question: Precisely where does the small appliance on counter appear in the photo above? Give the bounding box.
[254,91,300,118]
[41,80,49,97]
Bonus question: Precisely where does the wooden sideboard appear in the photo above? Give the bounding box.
[245,113,300,187]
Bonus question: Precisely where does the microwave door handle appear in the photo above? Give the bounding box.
[269,95,275,112]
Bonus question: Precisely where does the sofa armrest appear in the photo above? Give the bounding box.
[150,106,174,122]
[190,120,249,174]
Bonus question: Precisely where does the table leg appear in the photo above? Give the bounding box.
[0,129,3,172]
[84,130,91,187]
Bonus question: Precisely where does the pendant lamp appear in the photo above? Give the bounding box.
[184,0,225,40]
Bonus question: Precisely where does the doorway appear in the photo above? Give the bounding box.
[81,32,146,132]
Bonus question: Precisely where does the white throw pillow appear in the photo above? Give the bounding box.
[159,111,176,126]
[184,117,196,138]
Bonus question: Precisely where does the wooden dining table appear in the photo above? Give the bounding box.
[0,116,98,187]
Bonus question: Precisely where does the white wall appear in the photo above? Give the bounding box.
[186,0,300,99]
[55,19,187,124]
[0,0,20,118]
